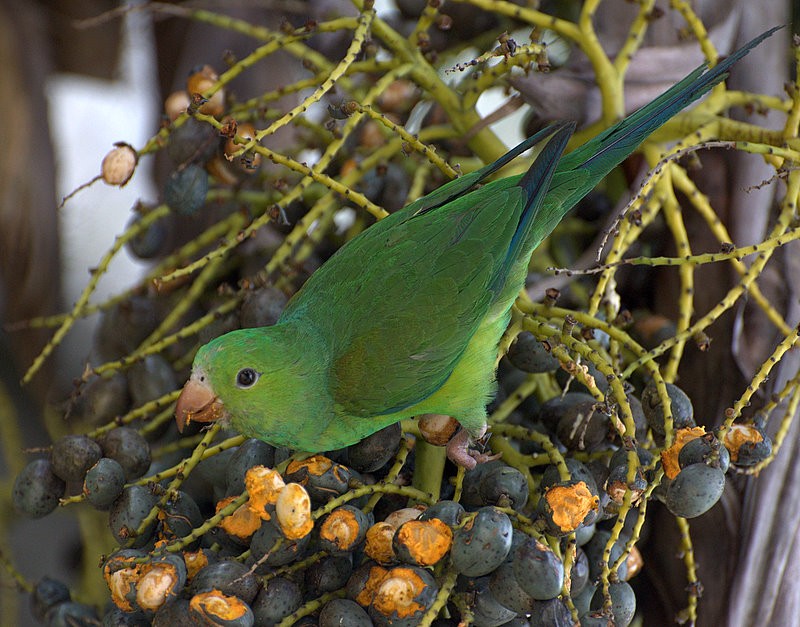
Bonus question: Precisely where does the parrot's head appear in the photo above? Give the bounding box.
[175,326,307,440]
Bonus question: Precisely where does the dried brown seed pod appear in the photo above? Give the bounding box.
[101,143,137,187]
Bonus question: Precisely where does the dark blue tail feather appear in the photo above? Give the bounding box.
[492,122,575,291]
[409,123,564,218]
[559,26,782,177]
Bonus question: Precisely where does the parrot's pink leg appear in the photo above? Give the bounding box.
[445,425,501,470]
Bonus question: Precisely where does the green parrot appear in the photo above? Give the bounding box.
[176,28,777,468]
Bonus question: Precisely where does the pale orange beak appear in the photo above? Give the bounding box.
[175,377,225,432]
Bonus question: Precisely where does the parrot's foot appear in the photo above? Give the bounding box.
[446,426,501,470]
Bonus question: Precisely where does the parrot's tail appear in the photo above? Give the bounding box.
[558,26,781,181]
[500,122,576,278]
[409,120,571,219]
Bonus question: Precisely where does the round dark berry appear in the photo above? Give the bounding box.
[451,507,512,577]
[252,577,302,626]
[164,164,208,215]
[319,598,372,627]
[30,577,70,622]
[84,457,126,510]
[100,427,151,481]
[108,485,158,548]
[13,458,65,518]
[51,435,102,482]
[507,331,559,373]
[665,462,725,518]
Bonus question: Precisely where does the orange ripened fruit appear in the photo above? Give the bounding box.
[393,518,452,566]
[543,480,599,533]
[285,455,352,503]
[135,559,185,612]
[183,550,211,580]
[365,522,397,564]
[320,504,371,552]
[244,465,285,516]
[354,564,389,607]
[661,426,707,480]
[189,589,253,624]
[723,423,772,465]
[216,496,262,542]
[371,566,438,622]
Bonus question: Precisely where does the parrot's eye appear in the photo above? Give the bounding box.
[236,368,260,389]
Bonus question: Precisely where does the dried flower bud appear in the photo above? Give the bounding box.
[223,122,261,171]
[187,65,225,116]
[101,143,137,187]
[164,90,190,121]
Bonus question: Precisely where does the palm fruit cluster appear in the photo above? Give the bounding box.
[6,2,790,626]
[11,300,774,626]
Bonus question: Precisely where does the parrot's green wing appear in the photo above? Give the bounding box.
[280,124,574,417]
[279,27,778,419]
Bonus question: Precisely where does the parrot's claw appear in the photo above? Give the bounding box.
[446,426,501,470]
